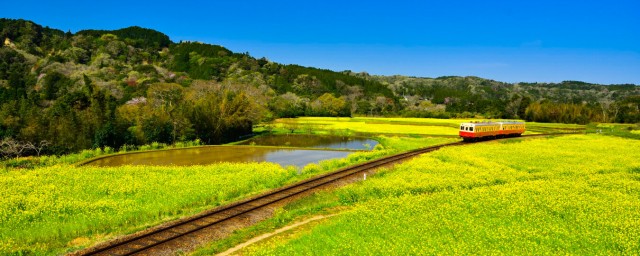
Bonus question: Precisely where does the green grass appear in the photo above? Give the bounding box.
[586,123,640,140]
[525,121,586,134]
[375,136,458,151]
[263,117,584,137]
[0,135,454,255]
[0,140,204,170]
[0,116,595,255]
[268,117,460,136]
[0,163,296,255]
[195,135,640,255]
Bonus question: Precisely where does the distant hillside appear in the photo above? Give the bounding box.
[0,18,397,154]
[76,26,172,49]
[356,74,639,123]
[0,18,638,155]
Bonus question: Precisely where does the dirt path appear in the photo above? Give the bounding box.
[216,214,338,256]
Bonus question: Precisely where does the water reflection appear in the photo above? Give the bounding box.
[85,146,353,168]
[239,134,378,150]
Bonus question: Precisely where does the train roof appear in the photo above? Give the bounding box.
[460,121,525,127]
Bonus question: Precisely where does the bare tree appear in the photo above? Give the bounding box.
[599,99,613,123]
[0,138,49,158]
[0,138,28,158]
[33,140,50,156]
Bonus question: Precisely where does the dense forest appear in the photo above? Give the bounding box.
[1,18,639,156]
[361,75,640,124]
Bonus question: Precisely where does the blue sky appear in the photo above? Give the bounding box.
[2,0,639,84]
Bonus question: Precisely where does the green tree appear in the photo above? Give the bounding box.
[186,82,259,144]
[269,92,306,117]
[308,93,349,117]
[42,71,72,100]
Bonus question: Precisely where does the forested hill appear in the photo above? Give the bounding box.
[355,74,639,124]
[0,18,396,154]
[0,18,639,155]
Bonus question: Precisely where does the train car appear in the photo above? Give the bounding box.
[459,121,525,141]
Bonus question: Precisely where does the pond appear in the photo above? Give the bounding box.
[238,134,379,150]
[83,146,354,168]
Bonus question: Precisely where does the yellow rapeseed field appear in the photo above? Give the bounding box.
[0,135,455,255]
[272,117,583,136]
[238,135,640,255]
[274,117,460,136]
[0,162,296,254]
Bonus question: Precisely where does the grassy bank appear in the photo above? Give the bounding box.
[195,134,640,255]
[0,140,204,170]
[587,123,640,140]
[0,136,455,255]
[258,117,586,137]
[0,117,595,254]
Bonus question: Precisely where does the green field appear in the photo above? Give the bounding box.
[0,136,455,255]
[0,117,612,255]
[197,134,640,255]
[264,117,585,136]
[588,123,640,140]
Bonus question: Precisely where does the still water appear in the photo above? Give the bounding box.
[84,146,353,168]
[239,134,379,150]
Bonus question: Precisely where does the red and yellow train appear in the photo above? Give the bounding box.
[459,121,525,141]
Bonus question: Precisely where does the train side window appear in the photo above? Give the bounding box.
[470,127,474,131]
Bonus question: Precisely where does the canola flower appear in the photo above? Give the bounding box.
[0,162,297,254]
[238,135,640,255]
[273,117,583,136]
[0,135,455,255]
[274,118,460,136]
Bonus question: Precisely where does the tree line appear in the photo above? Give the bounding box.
[1,18,639,157]
[365,75,640,124]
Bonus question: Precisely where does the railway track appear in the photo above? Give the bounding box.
[75,134,564,256]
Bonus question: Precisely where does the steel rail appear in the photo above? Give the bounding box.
[76,133,567,255]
